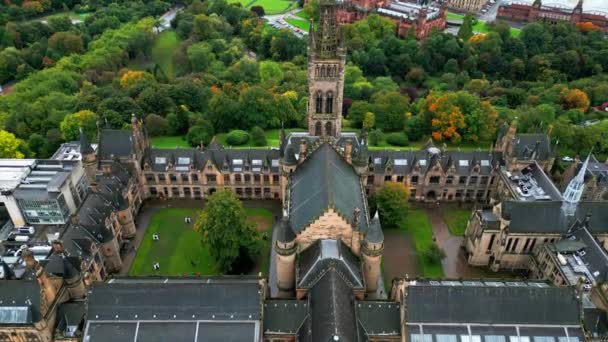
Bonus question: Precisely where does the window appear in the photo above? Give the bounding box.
[487,234,495,251]
[446,175,453,184]
[384,175,392,182]
[155,157,166,164]
[254,175,261,183]
[150,187,158,196]
[158,174,166,181]
[272,175,279,183]
[206,174,216,183]
[245,174,251,182]
[460,336,481,342]
[430,176,440,184]
[255,188,262,197]
[181,174,189,182]
[184,187,191,196]
[436,335,457,342]
[395,159,407,166]
[325,91,333,113]
[367,175,375,185]
[224,174,230,183]
[410,334,432,342]
[192,174,198,182]
[485,336,506,342]
[469,176,478,185]
[459,160,469,167]
[169,174,177,183]
[480,176,489,185]
[459,177,467,184]
[193,187,201,198]
[411,176,419,185]
[263,175,269,182]
[235,174,242,183]
[145,174,155,183]
[172,187,179,196]
[316,91,323,113]
[397,175,404,182]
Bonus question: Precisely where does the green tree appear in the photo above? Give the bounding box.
[187,42,215,72]
[0,130,25,159]
[376,182,409,229]
[422,243,446,264]
[145,114,169,137]
[363,112,375,130]
[186,121,214,147]
[194,189,261,273]
[60,110,97,141]
[259,60,284,85]
[250,126,266,146]
[458,15,474,41]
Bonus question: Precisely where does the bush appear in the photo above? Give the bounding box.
[368,129,384,146]
[225,130,250,146]
[422,243,447,264]
[386,132,409,146]
[250,126,267,146]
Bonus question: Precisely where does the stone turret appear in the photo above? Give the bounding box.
[80,128,97,187]
[51,240,86,300]
[274,212,296,298]
[22,248,57,311]
[299,139,308,163]
[362,210,384,298]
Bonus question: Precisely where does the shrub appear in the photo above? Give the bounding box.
[422,243,447,264]
[250,126,267,146]
[225,130,250,146]
[368,129,384,146]
[386,132,409,146]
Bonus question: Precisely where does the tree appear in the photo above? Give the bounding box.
[145,114,169,137]
[194,189,261,273]
[259,60,284,85]
[187,42,215,72]
[250,126,266,146]
[186,120,214,147]
[376,182,409,229]
[363,112,375,131]
[559,88,590,112]
[48,32,83,56]
[422,243,446,264]
[0,130,25,159]
[60,110,97,141]
[424,92,466,143]
[458,15,474,41]
[250,5,265,17]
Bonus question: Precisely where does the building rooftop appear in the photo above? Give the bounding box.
[51,141,98,161]
[502,0,608,16]
[0,159,36,194]
[378,0,442,21]
[501,162,563,202]
[13,159,80,200]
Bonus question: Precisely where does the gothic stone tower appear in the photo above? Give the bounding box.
[307,0,346,138]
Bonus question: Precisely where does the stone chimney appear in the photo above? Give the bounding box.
[52,240,65,254]
[299,139,307,164]
[70,214,80,225]
[101,163,112,176]
[345,139,353,164]
[22,248,57,307]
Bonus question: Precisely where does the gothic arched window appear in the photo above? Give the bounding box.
[325,91,333,114]
[325,121,332,136]
[315,121,322,136]
[316,91,323,114]
[321,65,326,78]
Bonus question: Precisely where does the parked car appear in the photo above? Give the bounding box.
[562,156,574,162]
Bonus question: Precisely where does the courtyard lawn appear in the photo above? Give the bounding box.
[228,0,254,5]
[129,208,216,276]
[286,18,309,32]
[442,208,472,236]
[446,12,521,37]
[294,10,310,20]
[252,0,296,14]
[129,207,275,276]
[368,138,494,151]
[152,31,181,79]
[215,128,306,148]
[150,135,190,148]
[402,208,444,278]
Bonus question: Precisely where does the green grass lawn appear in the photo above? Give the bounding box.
[215,128,307,148]
[31,10,91,23]
[129,208,216,276]
[228,0,254,5]
[446,12,521,37]
[150,135,190,148]
[152,31,181,79]
[294,10,310,20]
[251,0,295,14]
[401,208,444,278]
[285,18,309,32]
[441,208,472,236]
[369,138,494,151]
[130,207,274,276]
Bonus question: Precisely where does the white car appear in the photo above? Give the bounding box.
[562,156,574,162]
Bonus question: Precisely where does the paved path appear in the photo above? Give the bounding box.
[118,199,281,276]
[156,6,183,33]
[264,6,307,38]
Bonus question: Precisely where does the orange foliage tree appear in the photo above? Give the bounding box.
[559,88,590,112]
[119,70,153,89]
[576,22,600,32]
[425,93,466,143]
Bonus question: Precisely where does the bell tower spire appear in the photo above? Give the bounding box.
[561,153,590,216]
[307,0,345,138]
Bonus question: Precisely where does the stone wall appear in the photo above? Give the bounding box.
[296,208,359,253]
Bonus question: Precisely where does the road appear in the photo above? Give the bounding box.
[477,0,501,22]
[156,6,183,33]
[264,7,308,38]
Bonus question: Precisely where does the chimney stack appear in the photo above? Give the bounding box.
[345,139,353,164]
[52,240,65,254]
[299,139,307,163]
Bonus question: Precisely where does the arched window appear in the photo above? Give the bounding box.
[325,91,333,114]
[315,91,323,114]
[325,121,332,136]
[315,66,320,77]
[315,121,322,136]
[320,65,326,78]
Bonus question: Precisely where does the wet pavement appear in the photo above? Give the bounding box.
[383,230,419,281]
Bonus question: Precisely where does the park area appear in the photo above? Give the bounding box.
[128,207,274,276]
[447,12,521,37]
[228,0,298,15]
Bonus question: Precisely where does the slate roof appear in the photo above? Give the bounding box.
[0,280,42,325]
[298,269,363,342]
[56,300,85,338]
[98,129,134,160]
[405,281,580,325]
[502,200,608,234]
[40,253,81,279]
[297,239,364,289]
[512,133,552,161]
[145,147,281,173]
[84,277,263,342]
[263,300,308,335]
[289,143,370,234]
[276,216,295,243]
[356,301,401,337]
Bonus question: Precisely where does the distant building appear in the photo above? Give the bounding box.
[448,0,487,13]
[337,0,448,40]
[498,0,608,31]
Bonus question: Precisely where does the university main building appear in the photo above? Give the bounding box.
[0,0,607,341]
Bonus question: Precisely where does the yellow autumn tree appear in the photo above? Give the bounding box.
[0,130,25,159]
[559,88,590,112]
[425,93,466,143]
[120,70,153,89]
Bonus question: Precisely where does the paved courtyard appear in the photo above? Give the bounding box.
[383,231,419,281]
